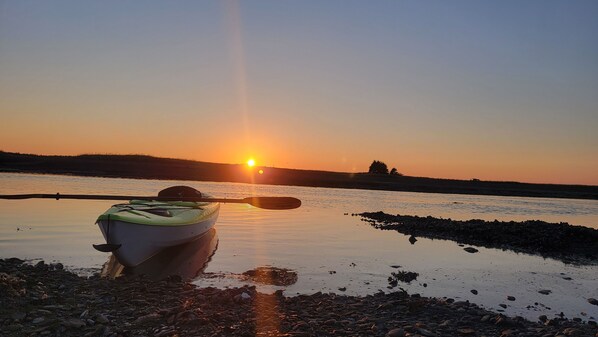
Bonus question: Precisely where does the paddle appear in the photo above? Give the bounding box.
[0,193,302,210]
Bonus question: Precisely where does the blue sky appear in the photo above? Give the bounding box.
[1,1,597,184]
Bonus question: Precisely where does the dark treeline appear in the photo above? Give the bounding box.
[1,151,597,200]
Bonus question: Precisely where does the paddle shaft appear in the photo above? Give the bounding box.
[0,193,301,210]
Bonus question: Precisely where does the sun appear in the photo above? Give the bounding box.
[247,159,255,167]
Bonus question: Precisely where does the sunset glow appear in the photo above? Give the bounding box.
[247,159,256,167]
[0,2,596,185]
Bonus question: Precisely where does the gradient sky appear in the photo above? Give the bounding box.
[1,1,597,185]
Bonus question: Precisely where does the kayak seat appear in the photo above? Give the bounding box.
[158,186,202,199]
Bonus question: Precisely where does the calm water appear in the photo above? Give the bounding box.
[1,173,597,321]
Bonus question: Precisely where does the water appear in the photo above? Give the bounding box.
[0,173,597,321]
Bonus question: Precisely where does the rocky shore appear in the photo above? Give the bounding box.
[2,258,597,337]
[358,212,598,265]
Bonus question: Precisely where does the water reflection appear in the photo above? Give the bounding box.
[1,173,597,320]
[101,228,218,280]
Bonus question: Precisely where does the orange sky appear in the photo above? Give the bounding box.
[1,2,597,185]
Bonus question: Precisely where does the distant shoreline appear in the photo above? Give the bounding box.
[1,151,597,200]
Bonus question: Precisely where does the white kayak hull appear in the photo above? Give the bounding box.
[97,208,219,267]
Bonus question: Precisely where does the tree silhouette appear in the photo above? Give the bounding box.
[390,167,398,175]
[368,160,389,174]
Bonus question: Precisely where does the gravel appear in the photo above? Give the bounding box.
[1,258,596,337]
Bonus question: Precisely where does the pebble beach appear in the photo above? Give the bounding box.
[2,258,597,337]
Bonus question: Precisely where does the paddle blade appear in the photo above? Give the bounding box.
[242,197,301,210]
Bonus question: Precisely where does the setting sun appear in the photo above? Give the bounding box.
[247,159,255,167]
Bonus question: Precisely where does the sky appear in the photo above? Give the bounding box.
[1,1,597,185]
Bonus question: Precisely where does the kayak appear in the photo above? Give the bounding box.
[95,198,219,267]
[101,228,219,280]
[94,187,220,267]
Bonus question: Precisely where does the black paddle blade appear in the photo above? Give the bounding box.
[93,243,122,252]
[242,197,301,210]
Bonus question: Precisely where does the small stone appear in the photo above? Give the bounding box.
[538,315,547,322]
[562,328,583,337]
[155,327,176,337]
[386,328,405,337]
[538,289,551,295]
[84,325,105,337]
[495,316,515,326]
[457,328,476,335]
[417,328,438,337]
[95,314,109,324]
[463,247,479,253]
[507,296,515,301]
[499,303,507,309]
[588,298,598,306]
[409,236,417,244]
[32,317,45,324]
[292,322,309,331]
[133,313,160,325]
[234,292,252,302]
[338,287,346,291]
[471,289,478,295]
[440,319,451,326]
[64,318,86,328]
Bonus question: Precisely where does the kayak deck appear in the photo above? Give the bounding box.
[96,199,219,226]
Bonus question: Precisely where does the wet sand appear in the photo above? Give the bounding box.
[2,258,597,337]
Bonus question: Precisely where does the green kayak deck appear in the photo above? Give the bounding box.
[96,199,219,226]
